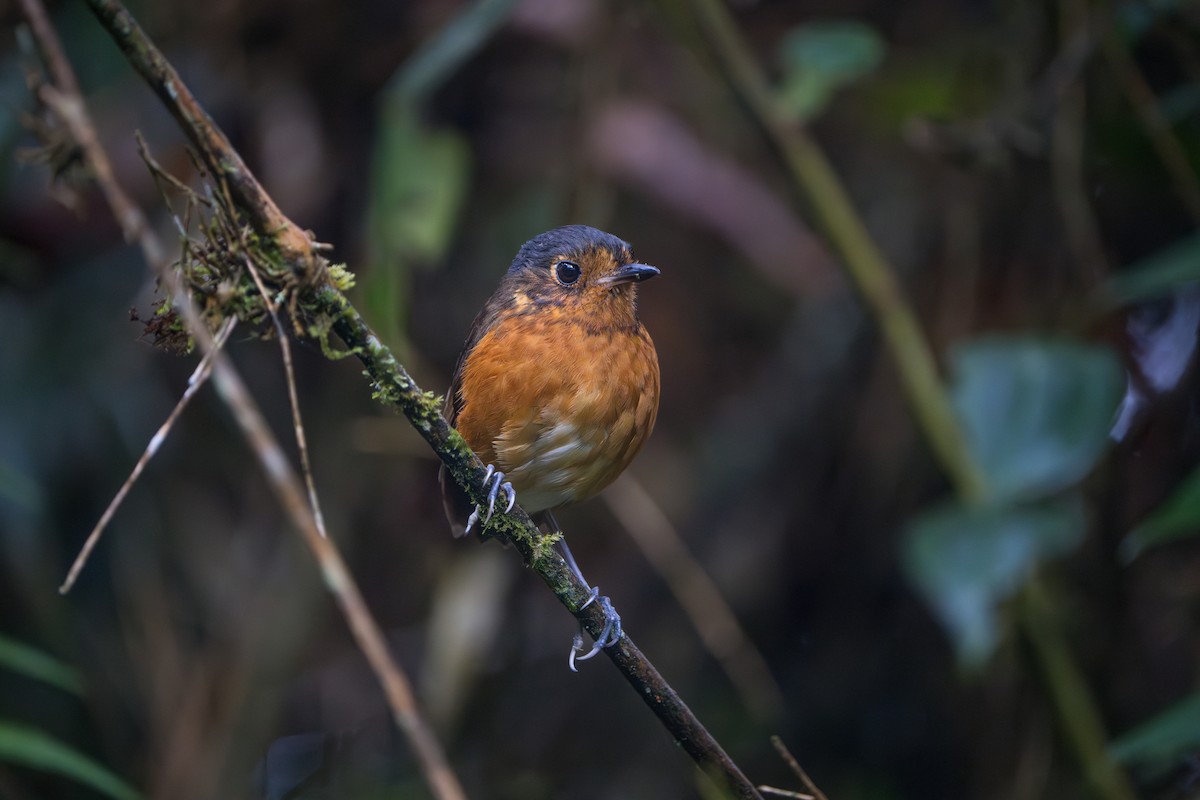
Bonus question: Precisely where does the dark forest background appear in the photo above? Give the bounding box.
[2,0,1200,798]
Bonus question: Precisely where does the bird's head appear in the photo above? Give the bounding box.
[499,225,659,327]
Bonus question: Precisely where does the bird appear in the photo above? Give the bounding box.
[439,225,660,667]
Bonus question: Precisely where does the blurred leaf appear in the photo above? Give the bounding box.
[1107,233,1200,306]
[365,104,470,349]
[0,635,82,695]
[361,0,516,352]
[860,52,980,130]
[904,498,1085,665]
[1117,0,1185,41]
[1123,463,1200,559]
[0,459,43,516]
[385,0,522,105]
[776,21,885,121]
[950,337,1122,504]
[1111,691,1200,768]
[369,105,470,268]
[1160,84,1200,125]
[0,721,139,800]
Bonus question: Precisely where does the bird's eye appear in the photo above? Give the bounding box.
[554,260,582,285]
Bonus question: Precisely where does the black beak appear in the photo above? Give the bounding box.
[602,263,660,286]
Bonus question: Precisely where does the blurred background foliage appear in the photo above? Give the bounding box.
[3,0,1200,797]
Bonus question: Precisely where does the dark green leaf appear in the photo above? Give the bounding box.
[364,105,470,350]
[1117,0,1186,41]
[368,105,470,268]
[950,337,1122,504]
[777,21,885,121]
[0,721,139,800]
[1123,464,1200,559]
[385,0,522,106]
[1111,691,1200,768]
[0,634,82,695]
[904,499,1085,665]
[1107,232,1200,306]
[1160,84,1200,125]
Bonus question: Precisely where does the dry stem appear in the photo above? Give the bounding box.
[17,1,466,797]
[607,475,783,719]
[59,317,236,594]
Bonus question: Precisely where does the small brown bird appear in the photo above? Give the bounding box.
[440,225,660,664]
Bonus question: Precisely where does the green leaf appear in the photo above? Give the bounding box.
[1117,0,1186,42]
[364,104,470,351]
[776,21,885,121]
[0,459,43,516]
[384,0,522,106]
[0,634,82,695]
[1107,232,1200,306]
[1123,463,1200,559]
[950,337,1122,505]
[368,105,470,267]
[1160,84,1200,125]
[1111,691,1200,768]
[0,721,140,800]
[904,499,1085,666]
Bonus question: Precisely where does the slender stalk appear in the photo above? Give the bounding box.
[687,0,987,504]
[683,2,1136,798]
[1101,27,1200,226]
[1022,581,1137,800]
[59,317,237,594]
[607,475,783,719]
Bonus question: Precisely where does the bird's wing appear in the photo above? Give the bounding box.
[439,299,504,537]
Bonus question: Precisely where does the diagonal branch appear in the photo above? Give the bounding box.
[83,0,315,269]
[74,0,760,795]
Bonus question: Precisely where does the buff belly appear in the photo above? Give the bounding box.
[454,315,659,514]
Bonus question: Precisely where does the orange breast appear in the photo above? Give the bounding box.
[454,312,659,514]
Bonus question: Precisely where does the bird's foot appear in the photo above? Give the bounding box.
[568,587,623,672]
[463,465,516,534]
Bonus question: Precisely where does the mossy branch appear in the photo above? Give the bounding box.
[81,0,760,795]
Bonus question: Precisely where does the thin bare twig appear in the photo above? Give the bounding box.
[606,475,783,719]
[75,0,762,794]
[241,251,329,538]
[1102,27,1200,226]
[769,736,829,800]
[16,0,79,101]
[1051,0,1109,288]
[16,2,466,797]
[758,788,814,800]
[59,316,237,594]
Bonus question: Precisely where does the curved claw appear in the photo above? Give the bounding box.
[568,590,623,668]
[484,469,507,522]
[469,465,517,529]
[464,505,481,534]
[598,596,623,647]
[568,631,585,672]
